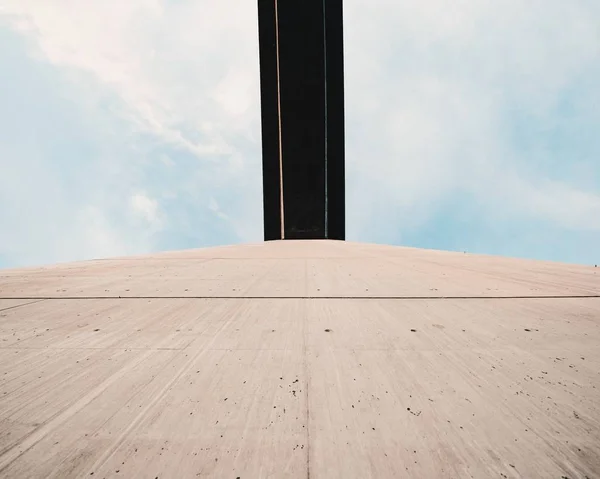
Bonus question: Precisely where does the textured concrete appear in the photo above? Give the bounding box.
[0,241,599,478]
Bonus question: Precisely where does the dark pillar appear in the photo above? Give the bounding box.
[258,0,345,241]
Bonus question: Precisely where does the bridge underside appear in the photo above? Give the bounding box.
[258,0,345,240]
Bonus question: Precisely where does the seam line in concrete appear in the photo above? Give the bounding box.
[303,260,311,478]
[0,299,47,312]
[0,295,598,301]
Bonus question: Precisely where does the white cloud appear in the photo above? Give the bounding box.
[0,0,263,267]
[75,206,142,260]
[208,196,229,221]
[344,0,600,241]
[496,177,600,232]
[130,192,161,226]
[1,0,260,158]
[159,154,174,167]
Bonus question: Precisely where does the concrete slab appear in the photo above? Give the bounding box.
[0,241,597,298]
[0,241,599,478]
[0,299,44,313]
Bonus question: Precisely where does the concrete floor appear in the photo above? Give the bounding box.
[0,240,599,478]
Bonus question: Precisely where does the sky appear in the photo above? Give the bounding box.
[0,0,599,268]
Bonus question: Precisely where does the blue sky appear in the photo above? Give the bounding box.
[1,0,599,268]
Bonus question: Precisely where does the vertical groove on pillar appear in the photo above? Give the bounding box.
[258,0,345,241]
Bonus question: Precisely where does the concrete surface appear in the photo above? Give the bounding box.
[0,240,599,478]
